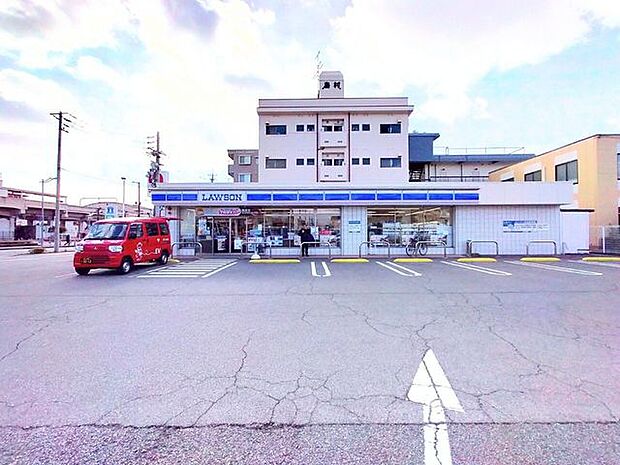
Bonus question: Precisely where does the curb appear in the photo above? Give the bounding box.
[456,257,496,263]
[393,258,433,263]
[330,258,369,263]
[582,257,620,262]
[520,257,561,262]
[249,259,300,264]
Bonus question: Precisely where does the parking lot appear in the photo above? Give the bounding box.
[1,252,619,464]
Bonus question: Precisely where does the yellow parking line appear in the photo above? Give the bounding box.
[250,259,300,264]
[330,258,369,263]
[520,257,561,262]
[393,258,433,263]
[582,256,620,262]
[456,257,497,263]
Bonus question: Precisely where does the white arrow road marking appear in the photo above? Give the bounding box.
[310,261,331,277]
[441,260,512,276]
[505,260,603,276]
[408,349,463,465]
[377,261,421,276]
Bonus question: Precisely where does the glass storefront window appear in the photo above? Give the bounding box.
[368,207,453,247]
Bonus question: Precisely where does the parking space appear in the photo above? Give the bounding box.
[136,258,237,279]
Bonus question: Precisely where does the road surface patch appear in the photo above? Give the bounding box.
[442,260,512,276]
[138,259,237,278]
[249,259,300,264]
[506,260,603,275]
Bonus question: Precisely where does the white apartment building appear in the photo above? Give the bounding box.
[258,71,413,185]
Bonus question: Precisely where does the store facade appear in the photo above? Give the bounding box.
[151,182,575,256]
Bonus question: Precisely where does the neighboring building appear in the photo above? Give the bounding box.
[257,71,413,185]
[409,133,535,182]
[149,71,578,257]
[228,149,258,183]
[0,179,91,242]
[84,201,152,220]
[489,134,620,235]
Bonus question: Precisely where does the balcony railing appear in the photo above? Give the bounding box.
[409,174,490,182]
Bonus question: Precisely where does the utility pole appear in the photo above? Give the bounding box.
[146,131,165,188]
[132,180,141,216]
[121,177,126,217]
[50,111,74,252]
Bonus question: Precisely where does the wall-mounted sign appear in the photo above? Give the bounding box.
[201,207,242,217]
[502,220,548,233]
[348,220,361,233]
[104,204,117,219]
[199,192,245,202]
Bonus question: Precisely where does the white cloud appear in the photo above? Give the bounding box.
[328,0,620,123]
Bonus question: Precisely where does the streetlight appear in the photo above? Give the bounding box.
[40,177,56,247]
[132,181,141,217]
[121,177,126,217]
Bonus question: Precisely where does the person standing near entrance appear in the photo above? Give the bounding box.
[299,223,314,257]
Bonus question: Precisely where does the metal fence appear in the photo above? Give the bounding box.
[590,226,620,254]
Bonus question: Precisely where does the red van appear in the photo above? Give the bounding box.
[74,217,171,275]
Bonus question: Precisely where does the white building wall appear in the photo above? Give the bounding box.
[454,205,561,255]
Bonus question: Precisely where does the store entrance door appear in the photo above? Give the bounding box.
[211,218,247,254]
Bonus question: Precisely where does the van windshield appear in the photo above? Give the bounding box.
[85,223,128,240]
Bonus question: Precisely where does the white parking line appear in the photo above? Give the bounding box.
[504,260,603,276]
[377,261,421,276]
[568,260,620,269]
[202,261,237,278]
[386,261,422,276]
[310,261,331,277]
[441,260,512,276]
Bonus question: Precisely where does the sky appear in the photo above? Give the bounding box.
[1,0,619,205]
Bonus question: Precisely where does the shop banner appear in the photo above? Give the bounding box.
[502,220,548,233]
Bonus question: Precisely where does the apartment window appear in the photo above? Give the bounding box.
[524,170,542,182]
[322,159,333,166]
[307,124,315,132]
[362,157,370,165]
[322,125,333,132]
[238,173,251,182]
[334,159,344,166]
[307,158,315,166]
[296,158,305,166]
[352,158,360,165]
[238,155,251,165]
[379,123,402,134]
[296,124,304,132]
[555,160,578,183]
[501,177,514,182]
[334,125,343,132]
[265,124,286,135]
[266,158,287,169]
[380,157,402,168]
[351,124,359,131]
[362,124,370,131]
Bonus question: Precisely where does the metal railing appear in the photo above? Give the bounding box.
[358,240,391,258]
[171,241,203,256]
[414,240,447,257]
[526,240,557,256]
[299,241,333,259]
[466,240,499,257]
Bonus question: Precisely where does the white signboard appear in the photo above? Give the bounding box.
[348,220,361,233]
[104,204,117,219]
[502,220,549,233]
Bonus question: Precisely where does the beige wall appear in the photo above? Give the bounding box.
[489,135,620,229]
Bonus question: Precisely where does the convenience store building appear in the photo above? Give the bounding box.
[151,181,577,256]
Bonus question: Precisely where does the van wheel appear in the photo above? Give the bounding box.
[118,257,133,274]
[75,268,90,276]
[158,251,169,265]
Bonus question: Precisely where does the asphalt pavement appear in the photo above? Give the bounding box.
[0,252,618,464]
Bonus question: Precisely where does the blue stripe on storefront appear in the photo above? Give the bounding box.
[273,193,298,201]
[377,193,402,201]
[299,193,324,201]
[182,194,198,201]
[428,193,454,201]
[247,193,272,201]
[351,193,376,201]
[166,194,182,201]
[152,194,166,201]
[403,193,427,200]
[325,193,350,201]
[454,193,479,201]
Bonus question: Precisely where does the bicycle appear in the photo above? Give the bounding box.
[405,233,429,256]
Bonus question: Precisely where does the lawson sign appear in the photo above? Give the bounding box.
[151,192,246,203]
